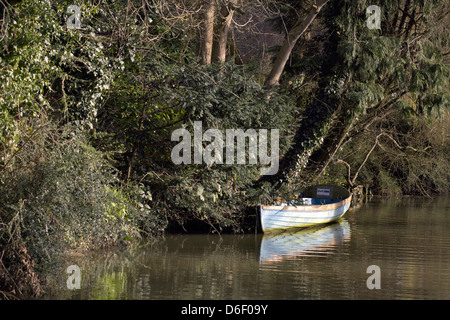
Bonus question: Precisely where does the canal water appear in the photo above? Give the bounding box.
[51,197,449,300]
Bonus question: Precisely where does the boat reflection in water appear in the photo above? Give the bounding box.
[259,219,350,264]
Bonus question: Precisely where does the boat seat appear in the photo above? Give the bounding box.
[311,198,340,205]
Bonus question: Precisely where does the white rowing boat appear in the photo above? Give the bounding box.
[260,185,352,233]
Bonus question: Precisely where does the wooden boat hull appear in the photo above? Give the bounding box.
[260,185,352,232]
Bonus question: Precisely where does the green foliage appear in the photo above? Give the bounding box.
[1,0,448,299]
[0,0,117,167]
[0,119,166,297]
[273,0,449,189]
[325,111,450,196]
[97,61,296,231]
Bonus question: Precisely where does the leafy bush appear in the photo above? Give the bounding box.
[0,119,166,298]
[96,62,297,232]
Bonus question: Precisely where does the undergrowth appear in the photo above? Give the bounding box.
[0,120,165,299]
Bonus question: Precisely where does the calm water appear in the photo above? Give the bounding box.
[51,197,449,300]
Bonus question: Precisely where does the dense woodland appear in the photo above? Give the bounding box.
[0,0,449,298]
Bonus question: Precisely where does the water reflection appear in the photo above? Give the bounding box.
[259,220,351,264]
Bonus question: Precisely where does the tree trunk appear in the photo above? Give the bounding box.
[127,101,146,180]
[228,28,245,65]
[264,0,329,88]
[212,0,236,63]
[300,115,354,186]
[397,0,412,35]
[200,0,216,65]
[260,83,346,188]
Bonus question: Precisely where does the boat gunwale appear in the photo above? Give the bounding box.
[260,195,352,212]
